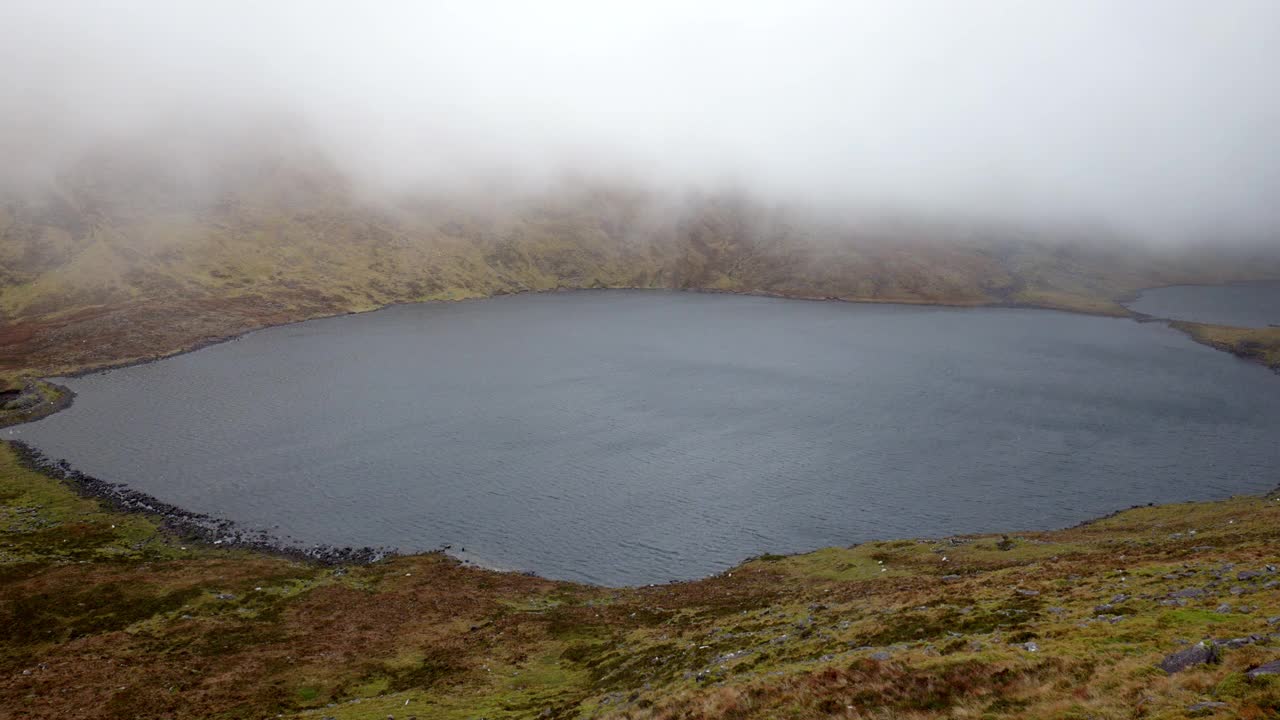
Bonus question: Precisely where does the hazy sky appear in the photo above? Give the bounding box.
[3,1,1279,240]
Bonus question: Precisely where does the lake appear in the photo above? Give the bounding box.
[1126,282,1280,327]
[13,291,1280,585]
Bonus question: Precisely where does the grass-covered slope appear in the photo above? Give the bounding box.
[5,154,1280,384]
[1171,322,1280,373]
[3,441,1280,719]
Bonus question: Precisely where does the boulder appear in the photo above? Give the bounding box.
[1159,642,1220,674]
[1246,660,1280,678]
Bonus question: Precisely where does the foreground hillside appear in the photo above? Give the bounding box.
[4,148,1280,383]
[3,441,1279,719]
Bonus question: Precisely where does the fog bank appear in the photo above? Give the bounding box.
[3,1,1279,243]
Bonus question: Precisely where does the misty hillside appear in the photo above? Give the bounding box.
[4,144,1279,380]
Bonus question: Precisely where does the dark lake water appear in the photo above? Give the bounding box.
[1126,282,1280,327]
[13,291,1280,585]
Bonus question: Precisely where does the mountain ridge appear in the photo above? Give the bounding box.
[4,154,1279,381]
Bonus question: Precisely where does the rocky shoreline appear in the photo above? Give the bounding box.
[7,439,393,566]
[0,379,75,429]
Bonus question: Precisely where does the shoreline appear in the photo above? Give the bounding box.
[2,283,1269,586]
[7,434,1277,589]
[5,282,1273,432]
[2,284,1275,586]
[6,439,393,567]
[11,284,1131,386]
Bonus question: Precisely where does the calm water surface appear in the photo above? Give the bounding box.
[1126,282,1280,327]
[14,291,1280,585]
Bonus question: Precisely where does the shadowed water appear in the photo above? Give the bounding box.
[1127,282,1280,327]
[14,291,1280,585]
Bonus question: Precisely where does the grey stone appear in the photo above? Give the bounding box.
[1187,701,1228,716]
[1159,642,1221,674]
[1246,660,1280,678]
[1215,636,1259,649]
[1170,587,1207,599]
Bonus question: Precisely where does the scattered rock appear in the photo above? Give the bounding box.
[1246,660,1280,678]
[1160,642,1221,674]
[1215,636,1262,649]
[870,651,891,661]
[8,442,392,566]
[1187,701,1228,715]
[1169,588,1207,599]
[1015,588,1039,597]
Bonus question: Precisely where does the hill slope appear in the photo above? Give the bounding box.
[4,151,1279,381]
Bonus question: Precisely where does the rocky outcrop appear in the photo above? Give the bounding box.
[1159,642,1220,674]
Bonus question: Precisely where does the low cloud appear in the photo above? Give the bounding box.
[2,0,1279,243]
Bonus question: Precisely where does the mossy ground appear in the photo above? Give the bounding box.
[3,441,1279,719]
[1172,322,1280,373]
[0,380,71,429]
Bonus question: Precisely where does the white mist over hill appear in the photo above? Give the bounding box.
[2,1,1279,245]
